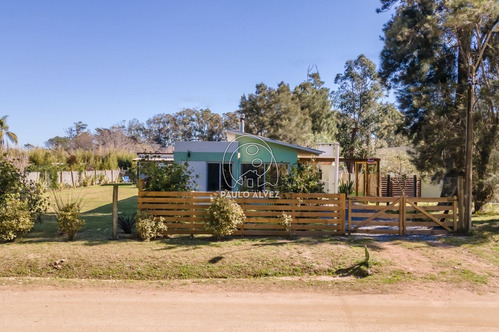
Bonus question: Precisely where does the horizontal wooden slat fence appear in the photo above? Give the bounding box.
[138,190,345,236]
[348,196,457,235]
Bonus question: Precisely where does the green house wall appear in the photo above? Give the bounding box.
[174,136,300,190]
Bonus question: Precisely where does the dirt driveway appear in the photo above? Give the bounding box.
[0,283,497,331]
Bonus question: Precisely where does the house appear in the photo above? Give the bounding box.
[174,130,326,192]
[136,116,346,192]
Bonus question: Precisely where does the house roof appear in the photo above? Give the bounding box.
[134,152,174,162]
[225,130,324,156]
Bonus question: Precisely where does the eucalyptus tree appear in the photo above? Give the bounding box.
[238,82,313,146]
[378,0,498,219]
[333,55,398,159]
[294,72,337,143]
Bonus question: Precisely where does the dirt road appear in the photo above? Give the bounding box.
[0,285,497,331]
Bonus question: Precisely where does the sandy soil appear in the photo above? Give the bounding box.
[0,282,497,331]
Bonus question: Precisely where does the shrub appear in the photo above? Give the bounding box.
[21,180,49,223]
[204,193,245,240]
[0,195,34,242]
[53,194,85,241]
[0,155,48,223]
[278,212,293,236]
[118,212,136,234]
[81,175,93,187]
[276,163,324,193]
[136,210,168,241]
[0,156,23,201]
[141,162,197,191]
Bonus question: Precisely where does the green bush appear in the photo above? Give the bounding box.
[136,210,168,241]
[0,195,34,242]
[21,180,49,223]
[204,193,245,240]
[276,163,324,193]
[0,155,48,223]
[141,162,197,191]
[278,212,293,236]
[0,156,23,201]
[53,194,85,241]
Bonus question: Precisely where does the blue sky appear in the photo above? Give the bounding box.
[0,1,394,147]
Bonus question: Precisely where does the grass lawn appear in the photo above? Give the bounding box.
[0,185,498,293]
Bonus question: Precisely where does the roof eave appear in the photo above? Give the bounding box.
[225,130,323,156]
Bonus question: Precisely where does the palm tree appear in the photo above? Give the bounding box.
[0,115,18,150]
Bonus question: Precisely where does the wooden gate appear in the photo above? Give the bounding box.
[348,196,403,235]
[348,196,458,235]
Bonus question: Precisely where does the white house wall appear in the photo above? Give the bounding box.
[319,164,336,193]
[186,161,207,191]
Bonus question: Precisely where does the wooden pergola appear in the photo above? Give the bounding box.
[298,156,381,197]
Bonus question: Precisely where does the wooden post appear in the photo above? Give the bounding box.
[452,196,458,232]
[387,175,391,197]
[386,175,391,207]
[347,196,352,235]
[190,194,195,238]
[291,193,297,237]
[340,194,346,235]
[112,184,118,239]
[377,160,381,197]
[413,175,417,198]
[457,176,465,232]
[363,161,370,197]
[355,166,359,197]
[399,196,406,236]
[239,197,246,236]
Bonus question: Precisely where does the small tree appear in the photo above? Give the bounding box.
[204,193,245,240]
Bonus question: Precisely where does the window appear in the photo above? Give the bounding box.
[241,163,265,191]
[207,163,220,191]
[207,163,233,191]
[240,163,288,191]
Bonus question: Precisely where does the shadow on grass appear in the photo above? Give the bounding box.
[20,195,138,244]
[336,263,371,278]
[427,218,499,248]
[158,235,349,251]
[20,197,498,252]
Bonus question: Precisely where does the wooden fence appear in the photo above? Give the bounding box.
[381,175,421,197]
[138,190,345,236]
[348,196,457,235]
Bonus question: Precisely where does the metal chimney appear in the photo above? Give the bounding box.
[239,114,245,132]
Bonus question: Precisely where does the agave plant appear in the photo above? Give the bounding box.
[338,180,354,197]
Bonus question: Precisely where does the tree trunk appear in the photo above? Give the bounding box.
[464,81,474,232]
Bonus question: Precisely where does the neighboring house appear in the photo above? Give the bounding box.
[134,151,174,181]
[174,130,324,192]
